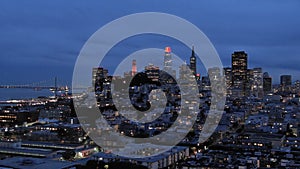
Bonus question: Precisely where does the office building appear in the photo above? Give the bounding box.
[231,51,248,97]
[164,47,172,72]
[145,64,160,82]
[263,72,272,94]
[223,67,232,90]
[280,75,292,86]
[189,46,196,76]
[92,67,108,89]
[252,68,263,98]
[208,67,221,81]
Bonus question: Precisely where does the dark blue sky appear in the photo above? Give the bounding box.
[0,0,299,85]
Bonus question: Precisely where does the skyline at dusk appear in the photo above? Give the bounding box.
[1,0,300,84]
[1,1,300,168]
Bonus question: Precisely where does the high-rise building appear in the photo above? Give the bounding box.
[179,63,198,90]
[246,69,253,96]
[189,46,196,76]
[92,67,112,106]
[164,47,172,73]
[145,64,160,82]
[251,68,263,98]
[294,80,300,93]
[201,76,211,91]
[280,75,292,86]
[223,67,232,90]
[179,63,190,80]
[92,67,108,88]
[250,68,263,96]
[163,46,176,78]
[131,59,137,76]
[208,67,221,81]
[231,51,248,97]
[263,72,272,94]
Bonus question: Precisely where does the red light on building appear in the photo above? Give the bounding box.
[132,59,137,76]
[196,73,200,77]
[165,47,171,53]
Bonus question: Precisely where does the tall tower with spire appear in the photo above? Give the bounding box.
[164,46,172,73]
[131,59,137,76]
[189,46,197,76]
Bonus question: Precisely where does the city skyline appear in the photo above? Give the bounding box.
[1,1,300,168]
[0,0,300,84]
[1,46,299,86]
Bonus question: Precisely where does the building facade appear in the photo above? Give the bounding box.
[231,51,248,97]
[263,72,272,94]
[252,68,263,98]
[280,75,292,86]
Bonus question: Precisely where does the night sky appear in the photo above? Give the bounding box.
[0,0,299,85]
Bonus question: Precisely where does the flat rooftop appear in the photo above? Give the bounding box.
[0,157,80,169]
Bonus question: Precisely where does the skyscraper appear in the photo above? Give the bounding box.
[163,46,176,78]
[252,68,263,97]
[263,72,272,94]
[189,46,196,76]
[131,59,137,76]
[246,69,253,96]
[231,51,248,97]
[92,67,111,105]
[145,64,160,82]
[164,47,172,73]
[280,75,292,86]
[208,67,221,81]
[92,67,108,88]
[223,67,232,90]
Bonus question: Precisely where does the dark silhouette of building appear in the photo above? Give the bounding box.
[280,75,292,86]
[0,111,39,127]
[263,72,272,94]
[92,67,108,89]
[246,69,253,97]
[189,46,196,76]
[92,67,112,107]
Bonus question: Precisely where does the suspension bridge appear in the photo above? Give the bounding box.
[0,77,70,92]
